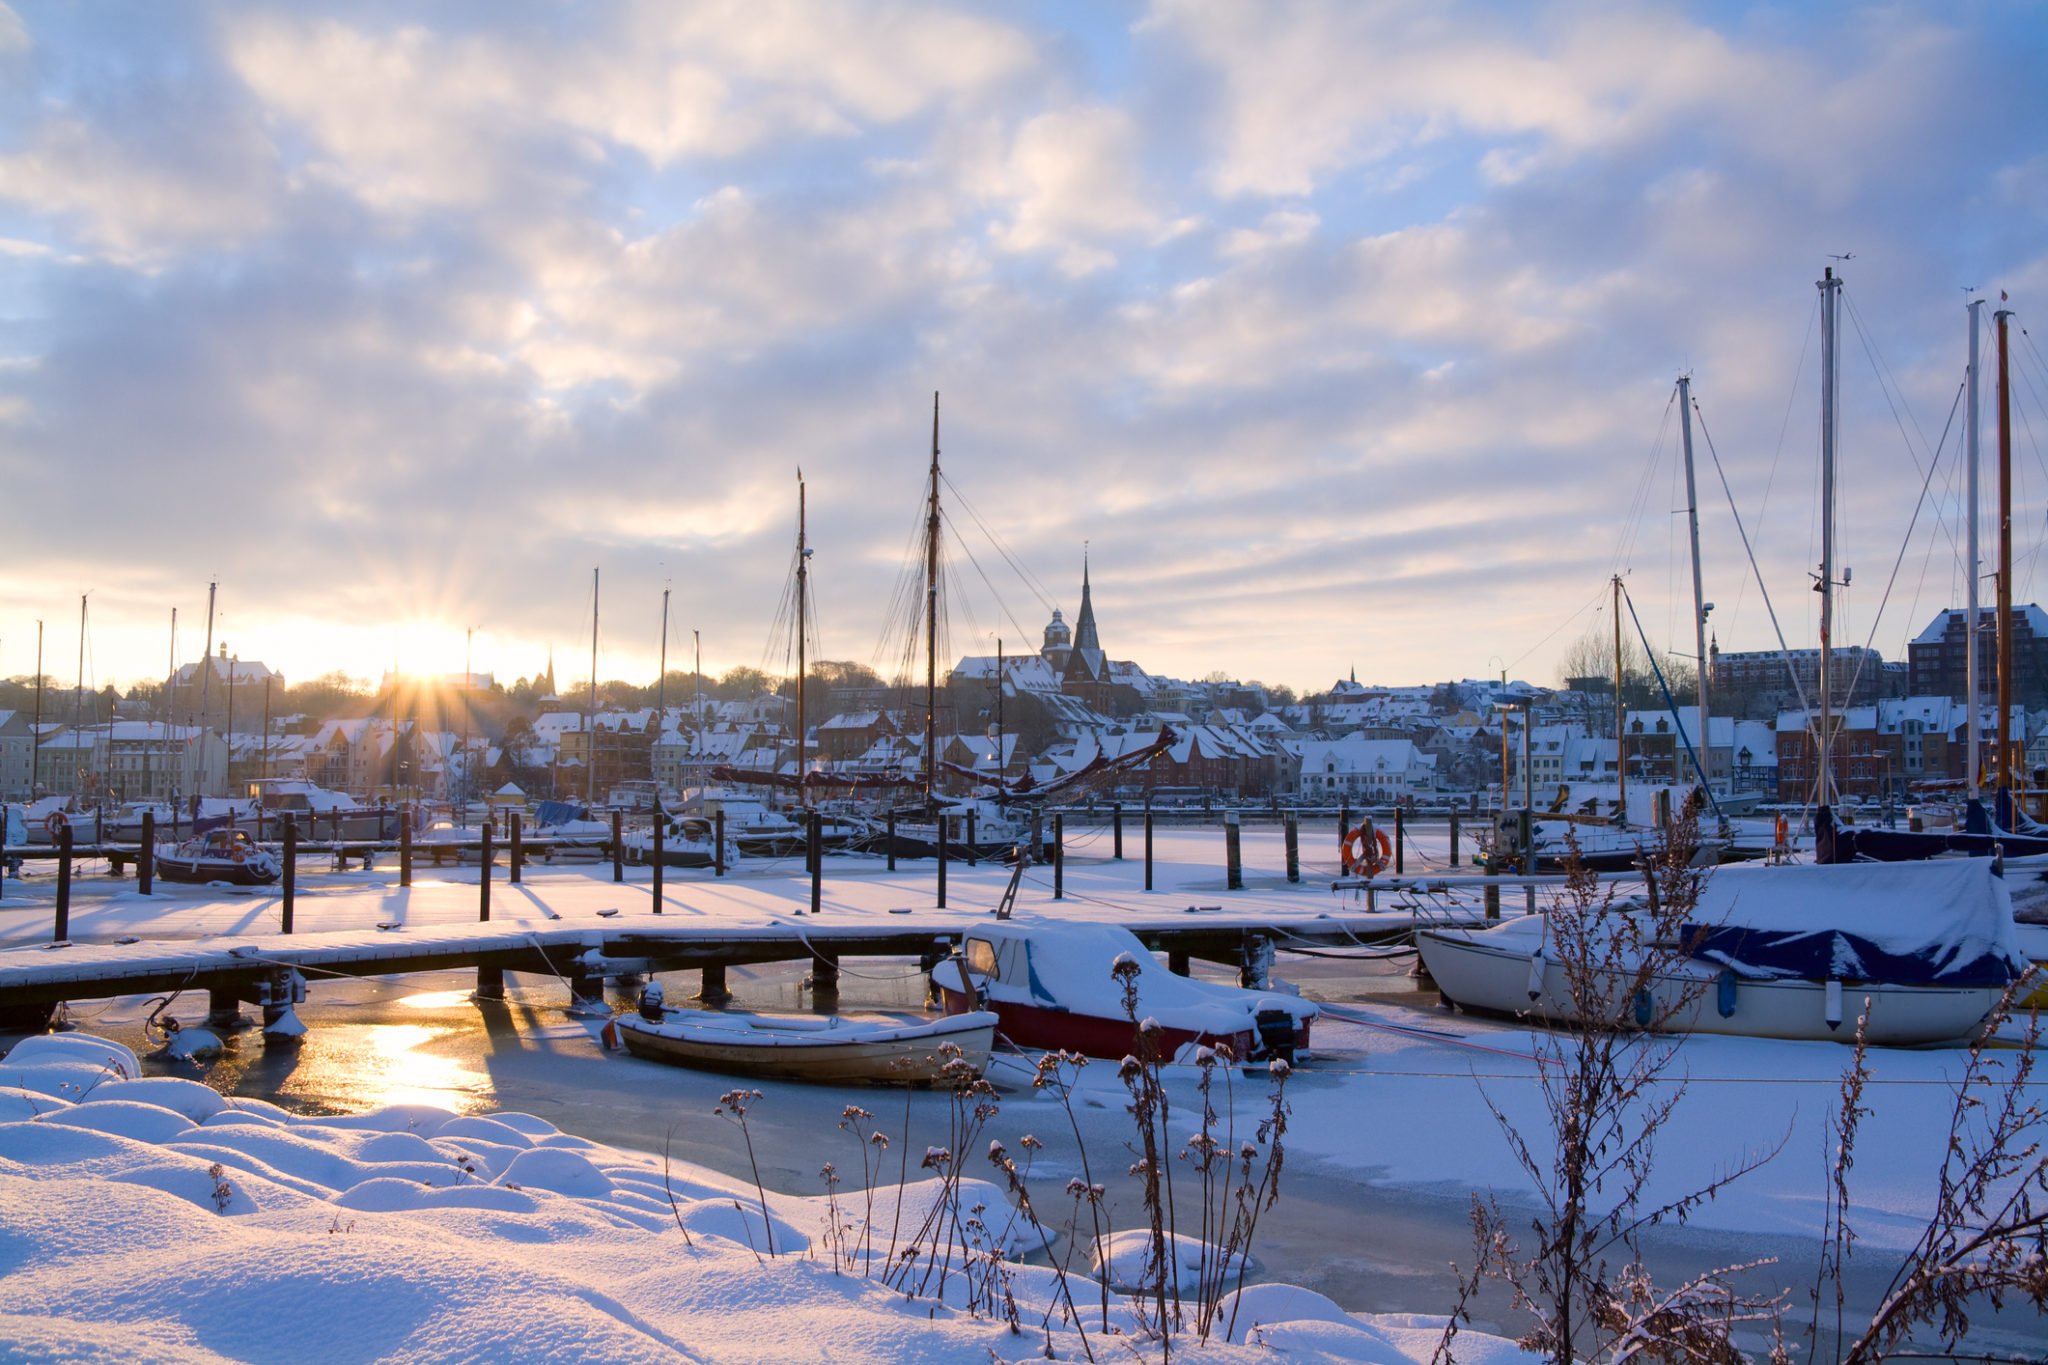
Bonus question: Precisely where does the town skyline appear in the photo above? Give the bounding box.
[4,3,2046,693]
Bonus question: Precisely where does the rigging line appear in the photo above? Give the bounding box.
[1691,403,1817,723]
[1610,387,1677,577]
[939,472,1061,616]
[1730,294,1823,630]
[943,511,1041,650]
[1502,580,1609,675]
[1834,380,1963,708]
[1841,286,1961,562]
[1618,582,1718,818]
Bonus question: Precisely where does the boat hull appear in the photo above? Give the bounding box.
[153,856,280,887]
[612,1011,997,1085]
[1416,928,2003,1045]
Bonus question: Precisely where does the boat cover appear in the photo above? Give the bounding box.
[1682,859,2029,987]
[535,800,590,828]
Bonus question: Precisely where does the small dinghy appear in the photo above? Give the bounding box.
[154,828,282,887]
[604,984,998,1085]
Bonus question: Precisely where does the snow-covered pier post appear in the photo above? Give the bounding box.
[478,823,494,923]
[1224,811,1243,891]
[610,811,624,884]
[138,810,154,895]
[1144,808,1154,890]
[280,815,296,934]
[1283,814,1299,883]
[1113,803,1123,859]
[935,816,948,909]
[1238,934,1272,990]
[650,815,662,912]
[53,826,70,942]
[1393,808,1405,874]
[1053,813,1065,899]
[1449,810,1460,865]
[399,808,412,888]
[714,809,726,876]
[808,812,823,914]
[509,812,523,885]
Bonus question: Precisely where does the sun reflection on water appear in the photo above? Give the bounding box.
[278,1022,488,1115]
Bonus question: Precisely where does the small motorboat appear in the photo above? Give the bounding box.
[154,828,282,887]
[1417,859,2030,1045]
[604,985,998,1085]
[620,815,738,869]
[931,922,1317,1063]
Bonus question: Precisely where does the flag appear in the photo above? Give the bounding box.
[2002,290,2009,302]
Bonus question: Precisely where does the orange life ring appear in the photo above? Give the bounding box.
[230,845,248,864]
[44,811,67,837]
[1774,814,1789,846]
[1340,824,1393,877]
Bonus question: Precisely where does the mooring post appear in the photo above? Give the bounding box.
[399,807,413,887]
[698,963,730,1006]
[281,815,297,934]
[936,813,948,909]
[1113,802,1124,860]
[1519,808,1536,916]
[1449,810,1461,866]
[714,808,726,877]
[964,807,977,866]
[509,811,523,885]
[1394,806,1406,874]
[479,821,494,922]
[1239,933,1272,990]
[885,810,897,871]
[1283,812,1299,883]
[1053,813,1065,900]
[475,963,505,1001]
[1030,808,1043,857]
[808,810,823,914]
[138,809,154,895]
[651,815,664,912]
[611,810,624,883]
[568,973,605,1014]
[1168,948,1190,976]
[54,825,71,942]
[1224,811,1243,891]
[809,953,841,1013]
[205,987,244,1032]
[1144,808,1155,891]
[1338,803,1351,844]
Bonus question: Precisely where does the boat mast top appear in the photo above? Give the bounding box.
[795,471,810,807]
[1817,266,1841,807]
[1677,375,1712,796]
[588,567,599,805]
[1996,303,2015,794]
[1612,574,1625,818]
[925,393,941,808]
[656,588,670,797]
[1966,299,1983,800]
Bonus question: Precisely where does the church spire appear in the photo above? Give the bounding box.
[1073,545,1100,655]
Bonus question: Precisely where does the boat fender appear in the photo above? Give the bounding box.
[44,811,67,837]
[1824,979,1843,1032]
[1716,968,1738,1019]
[1523,948,1545,1002]
[1633,987,1654,1029]
[600,1018,623,1050]
[230,846,247,865]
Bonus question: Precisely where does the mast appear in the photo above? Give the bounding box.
[1677,375,1711,794]
[1817,266,1841,806]
[1996,303,2015,795]
[996,637,1004,781]
[1613,574,1625,817]
[73,594,85,743]
[225,652,235,781]
[796,471,809,806]
[924,392,940,807]
[588,567,599,805]
[30,620,41,797]
[656,588,670,801]
[163,610,175,801]
[1966,299,1983,800]
[462,627,472,825]
[196,581,217,794]
[261,673,272,786]
[693,629,702,724]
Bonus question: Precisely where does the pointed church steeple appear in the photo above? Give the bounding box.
[1073,547,1100,655]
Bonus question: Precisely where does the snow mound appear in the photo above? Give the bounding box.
[37,1099,195,1145]
[1092,1227,1255,1293]
[495,1146,611,1199]
[88,1077,229,1123]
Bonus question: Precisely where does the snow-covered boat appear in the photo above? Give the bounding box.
[154,827,282,887]
[932,922,1317,1062]
[605,990,998,1085]
[1417,859,2029,1045]
[248,780,398,841]
[22,798,100,846]
[680,790,861,857]
[620,814,738,869]
[864,797,1053,863]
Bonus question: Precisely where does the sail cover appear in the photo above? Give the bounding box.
[1682,859,2029,987]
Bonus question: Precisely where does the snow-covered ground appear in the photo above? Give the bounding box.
[0,825,2041,1359]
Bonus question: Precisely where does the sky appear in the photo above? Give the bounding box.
[2,1,2046,699]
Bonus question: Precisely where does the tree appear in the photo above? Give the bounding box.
[1557,625,1657,722]
[717,666,771,699]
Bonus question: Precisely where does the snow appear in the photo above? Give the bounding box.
[0,1031,1531,1363]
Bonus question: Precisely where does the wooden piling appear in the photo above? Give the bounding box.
[138,810,154,895]
[1394,807,1405,874]
[1144,809,1155,891]
[936,813,948,909]
[809,953,841,1013]
[1112,802,1123,860]
[611,810,624,883]
[510,811,523,885]
[281,815,297,934]
[1339,803,1351,843]
[1053,813,1065,900]
[475,966,505,1001]
[1449,810,1461,866]
[1283,813,1299,883]
[885,811,896,871]
[651,814,664,912]
[964,807,977,866]
[1225,812,1243,891]
[479,822,494,922]
[1168,948,1190,976]
[698,963,731,1006]
[808,811,822,915]
[400,807,414,887]
[714,809,726,877]
[54,826,71,941]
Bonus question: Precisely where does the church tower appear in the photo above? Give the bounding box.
[1041,608,1072,674]
[1073,550,1101,655]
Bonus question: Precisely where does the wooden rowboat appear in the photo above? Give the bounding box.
[604,1007,999,1086]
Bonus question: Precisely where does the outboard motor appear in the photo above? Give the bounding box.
[638,980,666,1022]
[1254,1009,1298,1065]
